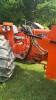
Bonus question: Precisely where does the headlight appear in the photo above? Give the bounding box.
[2,25,11,31]
[2,26,6,31]
[6,26,10,31]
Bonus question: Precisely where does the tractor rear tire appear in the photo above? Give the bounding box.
[0,35,15,82]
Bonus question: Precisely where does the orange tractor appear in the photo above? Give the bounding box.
[0,22,56,82]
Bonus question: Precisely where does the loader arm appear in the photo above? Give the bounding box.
[21,25,56,80]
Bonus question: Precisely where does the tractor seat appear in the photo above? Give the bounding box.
[14,36,25,40]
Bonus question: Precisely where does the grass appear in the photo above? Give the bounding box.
[0,59,56,100]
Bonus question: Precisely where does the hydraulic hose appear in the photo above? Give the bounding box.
[21,25,48,55]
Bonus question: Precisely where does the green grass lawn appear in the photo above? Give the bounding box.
[0,59,56,100]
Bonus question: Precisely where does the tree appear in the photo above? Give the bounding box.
[36,0,56,27]
[23,0,39,22]
[0,0,56,27]
[0,0,25,25]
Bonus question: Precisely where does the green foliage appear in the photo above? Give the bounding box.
[36,1,56,27]
[0,0,56,27]
[0,0,25,25]
[0,60,56,100]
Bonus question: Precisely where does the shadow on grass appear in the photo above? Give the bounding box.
[0,60,56,100]
[15,58,35,64]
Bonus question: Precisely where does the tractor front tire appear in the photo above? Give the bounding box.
[0,35,15,82]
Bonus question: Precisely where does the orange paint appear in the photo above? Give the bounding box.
[0,22,56,80]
